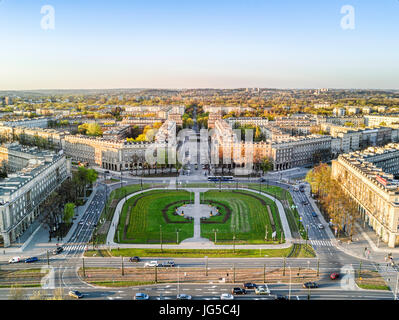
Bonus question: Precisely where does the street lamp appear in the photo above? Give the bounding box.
[288,266,292,300]
[160,225,163,252]
[177,266,180,296]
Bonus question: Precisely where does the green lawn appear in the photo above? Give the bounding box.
[200,190,284,243]
[85,246,309,258]
[115,190,194,244]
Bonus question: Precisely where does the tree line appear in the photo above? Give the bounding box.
[305,163,359,240]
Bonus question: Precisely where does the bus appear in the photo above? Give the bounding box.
[208,176,219,182]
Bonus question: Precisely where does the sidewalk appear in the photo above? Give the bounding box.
[0,186,99,260]
[304,183,395,263]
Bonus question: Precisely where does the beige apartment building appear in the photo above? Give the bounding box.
[332,144,399,247]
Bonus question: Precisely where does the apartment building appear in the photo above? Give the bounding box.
[364,115,399,127]
[332,144,399,247]
[0,144,71,247]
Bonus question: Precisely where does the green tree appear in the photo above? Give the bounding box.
[63,203,75,224]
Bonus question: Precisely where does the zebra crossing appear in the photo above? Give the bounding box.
[309,239,334,247]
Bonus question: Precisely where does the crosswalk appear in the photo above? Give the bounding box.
[309,240,333,247]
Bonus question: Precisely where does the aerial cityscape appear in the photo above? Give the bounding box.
[1,0,399,314]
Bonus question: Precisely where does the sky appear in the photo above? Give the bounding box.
[0,0,398,90]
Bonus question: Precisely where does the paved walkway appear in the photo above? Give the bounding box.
[0,186,99,260]
[106,187,293,249]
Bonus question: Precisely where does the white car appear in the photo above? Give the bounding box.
[255,285,270,295]
[220,293,234,300]
[318,224,324,229]
[144,261,159,267]
[8,256,21,264]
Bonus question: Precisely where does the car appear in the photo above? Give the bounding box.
[317,224,324,229]
[69,290,83,299]
[25,257,39,263]
[232,287,246,295]
[311,212,317,217]
[135,293,149,300]
[220,293,234,300]
[303,282,318,289]
[8,256,21,264]
[144,261,159,267]
[255,285,270,295]
[53,247,63,255]
[243,282,257,289]
[302,200,307,205]
[274,294,288,300]
[177,294,192,300]
[259,178,266,182]
[161,261,175,267]
[129,256,140,262]
[330,273,340,280]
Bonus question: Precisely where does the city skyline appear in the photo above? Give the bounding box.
[1,0,399,90]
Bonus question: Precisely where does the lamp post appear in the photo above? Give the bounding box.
[178,266,180,296]
[265,224,268,242]
[288,266,292,300]
[205,256,208,276]
[176,228,180,244]
[160,225,163,253]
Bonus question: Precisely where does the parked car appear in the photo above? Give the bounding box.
[317,224,324,229]
[330,273,340,280]
[129,256,140,263]
[232,287,246,295]
[135,293,149,300]
[161,261,175,267]
[177,294,192,300]
[220,293,234,300]
[144,261,159,267]
[25,257,39,263]
[69,290,83,299]
[53,247,63,255]
[8,256,21,264]
[303,282,318,289]
[243,282,257,289]
[255,285,270,295]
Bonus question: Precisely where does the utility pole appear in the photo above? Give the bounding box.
[359,260,362,276]
[205,256,208,276]
[47,251,49,266]
[160,225,163,253]
[176,229,180,244]
[121,256,124,276]
[178,266,180,296]
[233,264,236,283]
[82,257,86,277]
[289,266,292,300]
[395,272,399,300]
[283,257,286,276]
[265,224,268,242]
[305,225,309,247]
[263,264,266,283]
[317,259,320,277]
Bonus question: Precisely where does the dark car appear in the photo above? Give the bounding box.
[161,261,175,267]
[25,257,39,263]
[129,256,140,262]
[259,178,266,182]
[53,247,63,255]
[303,282,318,289]
[243,282,257,289]
[311,212,317,217]
[275,294,288,300]
[330,273,340,280]
[232,287,247,295]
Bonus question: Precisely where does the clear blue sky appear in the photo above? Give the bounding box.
[0,0,398,90]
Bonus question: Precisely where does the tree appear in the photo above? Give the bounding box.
[63,203,75,224]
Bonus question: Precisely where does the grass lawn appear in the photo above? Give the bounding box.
[356,270,390,290]
[0,269,49,288]
[200,190,284,243]
[115,190,194,244]
[85,245,315,258]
